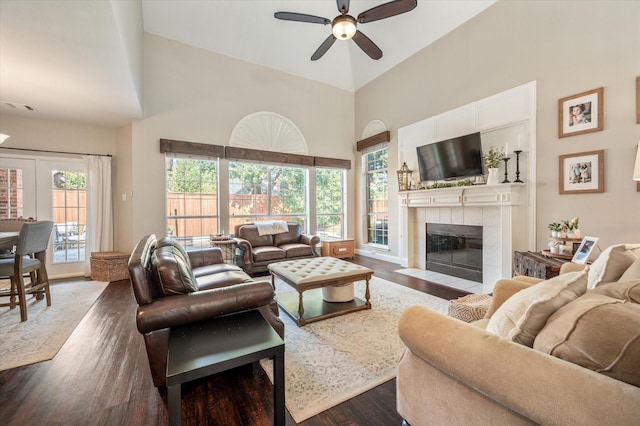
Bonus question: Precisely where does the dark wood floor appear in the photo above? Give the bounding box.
[0,255,468,426]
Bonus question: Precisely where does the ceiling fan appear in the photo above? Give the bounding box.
[274,0,418,61]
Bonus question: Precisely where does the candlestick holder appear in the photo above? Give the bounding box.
[514,150,524,183]
[502,157,511,183]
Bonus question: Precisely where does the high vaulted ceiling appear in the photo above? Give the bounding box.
[0,0,495,128]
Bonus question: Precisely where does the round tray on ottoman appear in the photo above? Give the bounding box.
[322,283,355,302]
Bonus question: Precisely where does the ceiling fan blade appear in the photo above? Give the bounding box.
[311,35,337,61]
[336,0,350,14]
[274,12,331,25]
[357,0,417,23]
[352,31,383,60]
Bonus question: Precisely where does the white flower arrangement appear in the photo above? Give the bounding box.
[482,147,504,169]
[563,217,579,231]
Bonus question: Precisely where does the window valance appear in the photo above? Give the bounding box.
[160,139,350,169]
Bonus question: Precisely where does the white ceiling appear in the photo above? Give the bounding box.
[0,0,495,128]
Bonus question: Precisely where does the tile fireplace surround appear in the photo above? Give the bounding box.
[399,183,529,293]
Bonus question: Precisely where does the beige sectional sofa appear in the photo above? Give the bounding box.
[397,244,640,425]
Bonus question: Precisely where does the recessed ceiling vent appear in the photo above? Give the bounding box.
[1,101,35,111]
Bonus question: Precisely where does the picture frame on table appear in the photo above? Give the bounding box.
[558,87,604,138]
[559,149,604,194]
[571,236,599,264]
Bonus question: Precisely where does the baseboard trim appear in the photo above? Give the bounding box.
[355,249,401,265]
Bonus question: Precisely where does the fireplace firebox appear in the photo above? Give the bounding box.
[426,224,483,283]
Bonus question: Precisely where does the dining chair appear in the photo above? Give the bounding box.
[0,218,35,259]
[0,221,54,321]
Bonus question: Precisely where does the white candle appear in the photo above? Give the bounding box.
[504,142,509,155]
[517,134,522,150]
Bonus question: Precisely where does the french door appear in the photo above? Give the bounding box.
[0,155,87,278]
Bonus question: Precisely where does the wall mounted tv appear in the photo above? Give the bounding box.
[416,132,483,181]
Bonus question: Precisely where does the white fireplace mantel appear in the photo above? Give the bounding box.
[400,183,525,209]
[399,183,529,292]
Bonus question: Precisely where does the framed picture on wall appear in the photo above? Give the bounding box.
[559,149,604,194]
[558,87,604,138]
[571,236,599,264]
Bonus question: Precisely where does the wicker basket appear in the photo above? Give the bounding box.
[90,251,130,282]
[447,294,492,323]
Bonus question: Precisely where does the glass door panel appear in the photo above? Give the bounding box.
[38,159,87,278]
[0,157,36,219]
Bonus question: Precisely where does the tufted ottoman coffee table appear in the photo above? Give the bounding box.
[268,257,373,326]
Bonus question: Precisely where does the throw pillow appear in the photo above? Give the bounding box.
[589,280,640,304]
[485,270,588,347]
[619,257,640,282]
[588,244,640,289]
[534,293,640,387]
[152,240,199,296]
[155,237,192,269]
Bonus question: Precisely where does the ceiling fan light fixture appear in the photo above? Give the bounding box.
[332,15,357,40]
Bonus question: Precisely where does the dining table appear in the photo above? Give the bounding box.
[0,231,19,252]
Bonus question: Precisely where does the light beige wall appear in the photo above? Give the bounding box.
[130,34,356,245]
[0,114,116,156]
[115,123,133,252]
[356,0,640,256]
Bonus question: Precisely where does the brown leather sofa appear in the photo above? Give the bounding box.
[128,234,284,389]
[234,222,320,275]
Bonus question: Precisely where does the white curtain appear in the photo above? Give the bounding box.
[83,155,113,276]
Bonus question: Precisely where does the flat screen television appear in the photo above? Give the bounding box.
[416,132,483,181]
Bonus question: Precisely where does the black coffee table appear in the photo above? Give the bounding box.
[166,310,285,425]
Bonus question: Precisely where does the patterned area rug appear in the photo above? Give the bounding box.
[0,279,108,371]
[261,276,449,423]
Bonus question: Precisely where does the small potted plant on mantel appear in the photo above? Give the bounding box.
[482,147,504,185]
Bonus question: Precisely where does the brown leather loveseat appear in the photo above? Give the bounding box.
[234,222,320,275]
[128,234,284,389]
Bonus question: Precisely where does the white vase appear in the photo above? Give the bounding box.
[568,229,580,239]
[486,168,500,185]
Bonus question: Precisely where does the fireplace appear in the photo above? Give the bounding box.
[426,224,483,283]
[399,184,528,290]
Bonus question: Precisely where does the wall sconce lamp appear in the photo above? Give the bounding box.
[397,162,413,191]
[0,133,9,144]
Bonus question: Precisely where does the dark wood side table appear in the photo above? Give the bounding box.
[513,251,567,280]
[166,310,285,426]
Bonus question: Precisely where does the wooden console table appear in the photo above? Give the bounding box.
[513,251,567,280]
